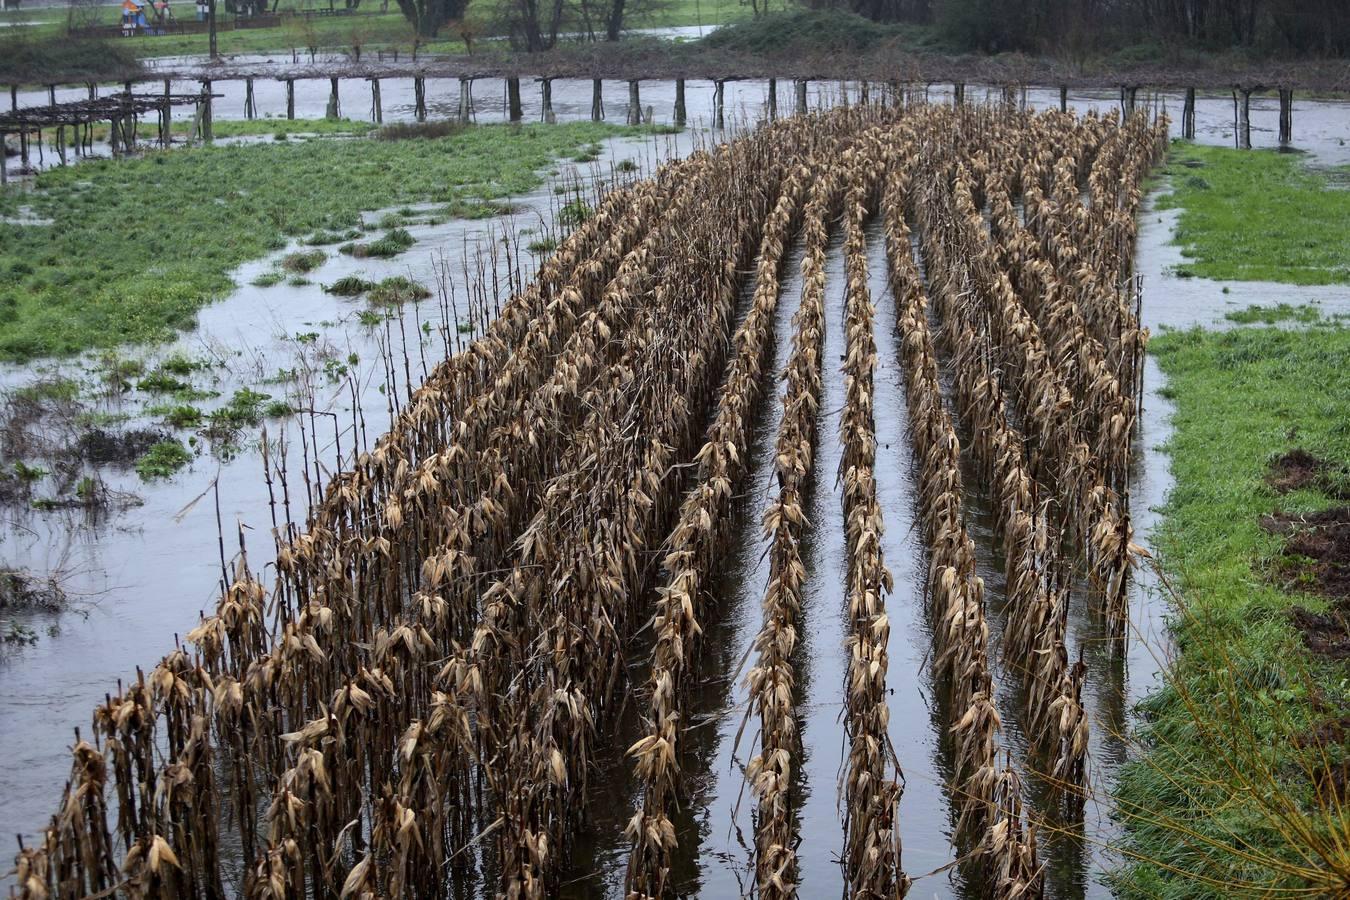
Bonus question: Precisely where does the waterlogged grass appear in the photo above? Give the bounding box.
[134,439,192,480]
[0,121,639,361]
[1116,319,1350,896]
[1158,144,1350,285]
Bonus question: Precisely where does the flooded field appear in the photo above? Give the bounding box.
[1,80,1348,899]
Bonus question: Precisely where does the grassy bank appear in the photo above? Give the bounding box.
[0,121,639,360]
[1158,143,1350,285]
[1116,315,1350,896]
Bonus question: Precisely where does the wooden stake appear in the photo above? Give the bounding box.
[1059,84,1067,113]
[285,78,295,119]
[414,76,426,122]
[458,77,473,124]
[954,82,965,107]
[540,77,554,124]
[767,78,776,120]
[327,77,340,120]
[673,78,685,127]
[507,76,523,122]
[245,77,255,120]
[201,79,213,143]
[626,80,641,126]
[371,78,382,123]
[591,78,603,122]
[1182,87,1195,139]
[796,78,808,115]
[162,79,172,146]
[1278,88,1293,147]
[713,78,725,129]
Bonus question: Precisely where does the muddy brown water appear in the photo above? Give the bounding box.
[2,89,1349,896]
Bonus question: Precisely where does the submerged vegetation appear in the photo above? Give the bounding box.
[0,122,641,361]
[1158,144,1350,285]
[1118,316,1350,896]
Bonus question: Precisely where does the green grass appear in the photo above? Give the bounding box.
[3,0,759,65]
[1116,319,1350,896]
[1158,143,1350,285]
[0,121,639,361]
[135,439,192,479]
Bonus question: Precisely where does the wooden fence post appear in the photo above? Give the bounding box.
[1278,88,1293,147]
[795,78,808,115]
[591,78,603,121]
[673,78,685,127]
[1233,86,1254,149]
[1059,84,1068,112]
[540,77,555,123]
[161,79,172,146]
[508,76,523,122]
[245,76,255,119]
[767,77,777,120]
[713,78,725,129]
[286,78,295,120]
[626,80,641,125]
[370,78,382,124]
[1182,87,1195,139]
[201,79,213,142]
[458,77,473,124]
[953,82,964,106]
[414,76,426,122]
[327,76,340,120]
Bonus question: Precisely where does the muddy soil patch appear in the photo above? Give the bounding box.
[1267,449,1349,497]
[78,428,170,466]
[1262,507,1350,600]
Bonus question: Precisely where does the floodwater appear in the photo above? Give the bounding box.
[2,74,1350,897]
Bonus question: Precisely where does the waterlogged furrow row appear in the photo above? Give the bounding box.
[743,155,842,900]
[624,162,808,899]
[884,170,1042,898]
[916,157,1087,820]
[837,131,908,899]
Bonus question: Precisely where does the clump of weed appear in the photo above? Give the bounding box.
[375,121,463,141]
[527,237,558,254]
[559,199,592,227]
[326,276,377,297]
[615,159,639,173]
[152,404,203,429]
[137,370,191,394]
[286,275,312,287]
[366,228,416,259]
[281,250,326,273]
[368,276,431,304]
[252,272,284,288]
[135,440,192,480]
[97,353,145,394]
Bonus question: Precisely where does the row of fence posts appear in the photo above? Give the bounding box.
[1,76,1304,184]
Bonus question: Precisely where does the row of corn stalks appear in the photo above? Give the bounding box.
[740,132,847,899]
[837,126,909,899]
[884,162,1043,898]
[917,148,1088,822]
[623,154,810,897]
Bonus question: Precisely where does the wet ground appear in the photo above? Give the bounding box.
[1,76,1349,896]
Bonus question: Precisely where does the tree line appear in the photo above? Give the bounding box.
[831,0,1349,55]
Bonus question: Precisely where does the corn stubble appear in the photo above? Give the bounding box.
[11,101,1165,900]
